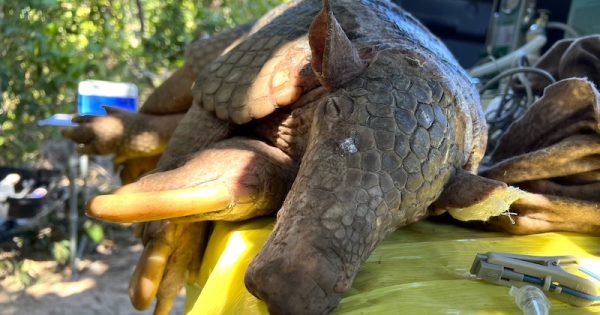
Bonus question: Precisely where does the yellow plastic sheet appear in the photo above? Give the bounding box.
[186,218,600,314]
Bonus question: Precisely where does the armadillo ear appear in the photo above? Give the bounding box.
[309,0,365,89]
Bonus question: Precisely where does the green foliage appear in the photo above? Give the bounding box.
[0,258,36,286]
[0,0,286,165]
[83,219,104,244]
[51,239,70,265]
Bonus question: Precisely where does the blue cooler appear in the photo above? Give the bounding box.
[78,80,138,116]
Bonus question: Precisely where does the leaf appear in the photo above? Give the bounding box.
[84,220,105,244]
[51,240,71,265]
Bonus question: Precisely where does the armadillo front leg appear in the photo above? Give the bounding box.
[98,105,242,314]
[94,138,298,314]
[87,137,297,222]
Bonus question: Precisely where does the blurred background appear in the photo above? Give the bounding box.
[1,0,287,166]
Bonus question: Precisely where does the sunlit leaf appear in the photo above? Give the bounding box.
[51,240,71,265]
[84,220,105,244]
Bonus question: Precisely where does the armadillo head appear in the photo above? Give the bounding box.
[245,1,484,314]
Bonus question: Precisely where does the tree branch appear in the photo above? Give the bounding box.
[135,0,145,35]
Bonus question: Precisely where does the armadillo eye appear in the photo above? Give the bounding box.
[324,98,342,120]
[323,96,353,121]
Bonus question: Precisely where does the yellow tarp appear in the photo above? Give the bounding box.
[185,218,600,314]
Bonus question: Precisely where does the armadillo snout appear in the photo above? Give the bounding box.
[245,237,345,315]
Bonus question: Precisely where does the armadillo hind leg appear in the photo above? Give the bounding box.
[481,194,600,235]
[476,78,600,235]
[481,135,600,184]
[433,169,526,222]
[434,170,600,235]
[436,171,600,235]
[518,179,600,202]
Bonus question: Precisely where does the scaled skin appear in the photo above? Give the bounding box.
[244,2,485,312]
[87,0,487,314]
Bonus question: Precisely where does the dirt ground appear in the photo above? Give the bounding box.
[0,239,185,315]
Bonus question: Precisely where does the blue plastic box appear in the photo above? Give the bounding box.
[78,80,138,116]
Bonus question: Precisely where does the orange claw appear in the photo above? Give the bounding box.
[128,222,208,314]
[129,237,173,310]
[86,184,253,223]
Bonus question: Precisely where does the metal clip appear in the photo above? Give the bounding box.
[470,252,599,307]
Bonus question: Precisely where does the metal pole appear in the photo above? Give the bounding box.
[68,149,79,280]
[78,154,89,262]
[80,154,89,207]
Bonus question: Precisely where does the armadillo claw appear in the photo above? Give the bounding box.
[129,239,173,310]
[129,222,208,314]
[154,223,208,315]
[86,184,236,223]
